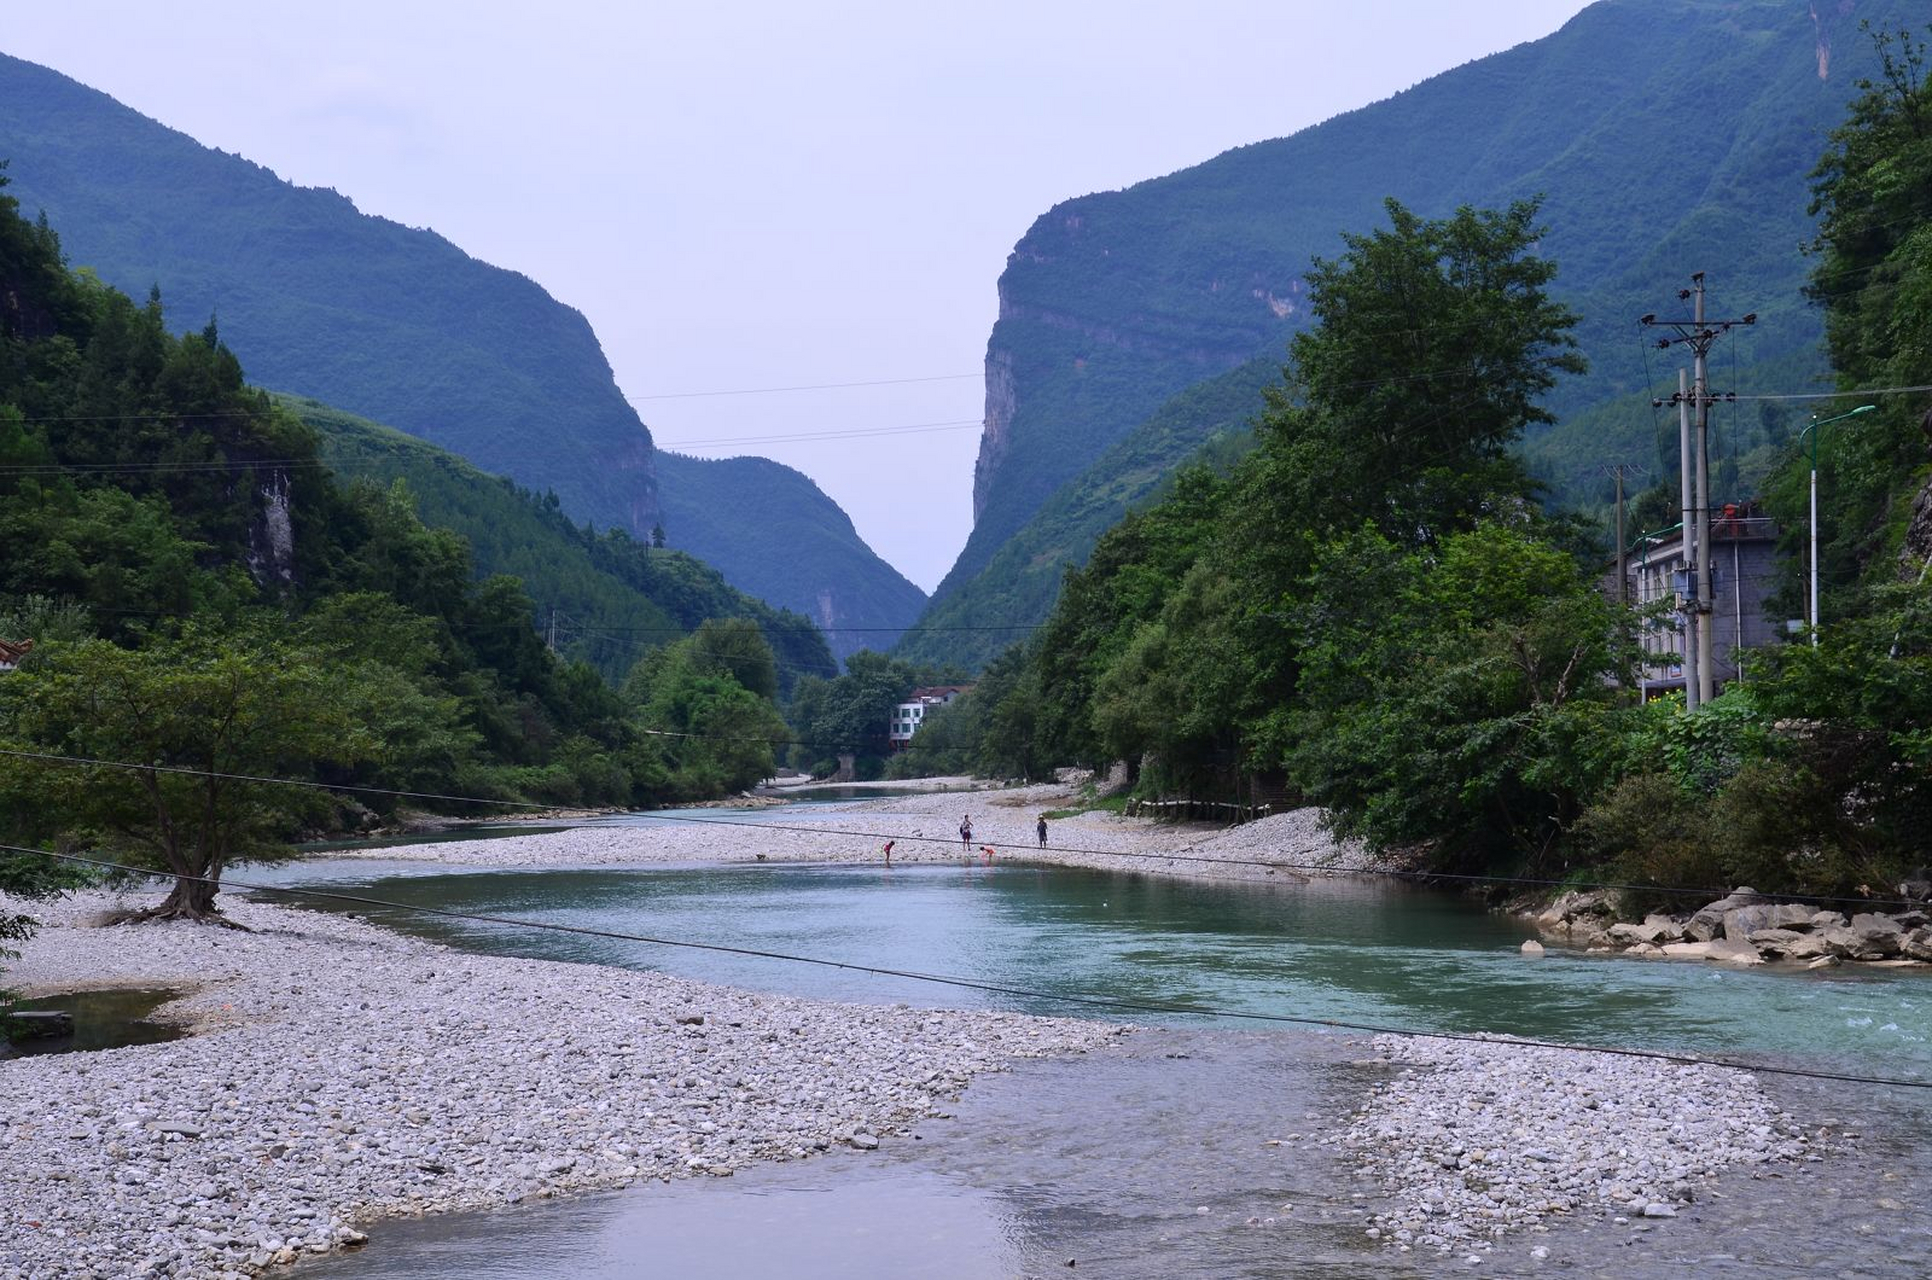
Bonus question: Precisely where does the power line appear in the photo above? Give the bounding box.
[654,419,982,450]
[626,373,982,401]
[1728,384,1932,402]
[5,842,1925,1091]
[3,745,1929,911]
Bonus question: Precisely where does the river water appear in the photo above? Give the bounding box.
[253,853,1932,1277]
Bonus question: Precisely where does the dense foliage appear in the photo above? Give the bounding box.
[784,651,969,781]
[0,177,802,919]
[296,397,836,692]
[904,0,1913,670]
[941,44,1932,907]
[0,51,925,648]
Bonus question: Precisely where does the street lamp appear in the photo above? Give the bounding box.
[1798,403,1877,645]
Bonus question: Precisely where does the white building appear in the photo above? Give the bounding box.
[887,685,970,750]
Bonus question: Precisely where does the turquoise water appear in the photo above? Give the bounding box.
[252,858,1932,1078]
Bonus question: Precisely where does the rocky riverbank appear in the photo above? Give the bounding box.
[1342,1034,1812,1262]
[1532,886,1932,970]
[0,890,1119,1279]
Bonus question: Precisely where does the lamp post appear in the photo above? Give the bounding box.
[1798,403,1877,645]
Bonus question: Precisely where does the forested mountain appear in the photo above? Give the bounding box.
[936,32,1932,904]
[291,398,837,690]
[0,51,924,651]
[908,0,1911,668]
[654,452,927,660]
[1,178,814,921]
[895,358,1275,667]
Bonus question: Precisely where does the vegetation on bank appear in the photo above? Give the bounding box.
[922,32,1932,907]
[0,49,928,649]
[905,0,1910,672]
[0,171,812,931]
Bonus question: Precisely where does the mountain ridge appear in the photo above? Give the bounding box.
[0,50,925,656]
[912,0,1897,662]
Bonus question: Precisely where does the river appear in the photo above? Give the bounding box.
[250,841,1932,1277]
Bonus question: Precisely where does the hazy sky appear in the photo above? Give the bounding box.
[5,1,1593,592]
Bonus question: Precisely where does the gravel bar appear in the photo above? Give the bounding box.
[0,890,1120,1279]
[331,786,1385,884]
[1340,1034,1809,1262]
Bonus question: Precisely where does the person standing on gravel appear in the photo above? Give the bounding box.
[959,814,973,851]
[1036,815,1048,848]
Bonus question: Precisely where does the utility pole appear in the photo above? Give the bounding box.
[1613,463,1628,607]
[1678,369,1698,710]
[1643,275,1755,706]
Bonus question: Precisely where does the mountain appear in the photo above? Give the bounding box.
[894,357,1276,668]
[290,397,837,691]
[653,452,927,660]
[910,0,1905,667]
[0,50,923,655]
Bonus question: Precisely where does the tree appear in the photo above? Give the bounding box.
[1284,523,1639,869]
[0,628,382,922]
[1790,22,1932,595]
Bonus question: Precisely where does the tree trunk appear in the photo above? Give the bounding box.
[137,874,233,925]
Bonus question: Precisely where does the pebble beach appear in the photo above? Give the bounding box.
[0,786,1833,1276]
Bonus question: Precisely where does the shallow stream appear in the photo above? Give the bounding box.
[251,854,1931,1277]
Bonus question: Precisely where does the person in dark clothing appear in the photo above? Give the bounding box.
[959,815,973,850]
[1036,815,1048,848]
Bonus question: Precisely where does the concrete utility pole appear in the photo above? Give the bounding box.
[1643,276,1755,706]
[1678,369,1698,709]
[1613,463,1628,607]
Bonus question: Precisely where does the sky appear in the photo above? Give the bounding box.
[4,1,1594,592]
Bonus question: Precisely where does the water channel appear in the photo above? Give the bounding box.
[250,834,1932,1277]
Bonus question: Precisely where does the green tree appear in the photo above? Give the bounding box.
[1285,523,1639,868]
[0,628,383,921]
[1785,23,1932,598]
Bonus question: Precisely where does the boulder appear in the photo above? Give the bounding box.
[1534,890,1614,947]
[1642,913,1686,942]
[1847,913,1905,958]
[1685,888,1764,942]
[1745,928,1805,956]
[1722,904,1780,940]
[1705,937,1765,966]
[1767,903,1822,931]
[1897,872,1932,903]
[1901,927,1932,963]
[1521,939,1546,957]
[1609,920,1676,947]
[1811,910,1847,930]
[1661,941,1714,959]
[1782,933,1835,960]
[1806,955,1842,970]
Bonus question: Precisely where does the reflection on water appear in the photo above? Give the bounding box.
[266,860,1932,1280]
[1,987,187,1058]
[255,860,1932,1077]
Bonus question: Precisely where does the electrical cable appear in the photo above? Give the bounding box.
[4,842,1925,1091]
[626,373,982,400]
[3,745,1929,911]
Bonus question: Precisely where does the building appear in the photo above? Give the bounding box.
[0,638,32,673]
[887,685,972,750]
[1617,502,1785,699]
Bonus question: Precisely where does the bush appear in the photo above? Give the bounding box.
[1574,772,1720,916]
